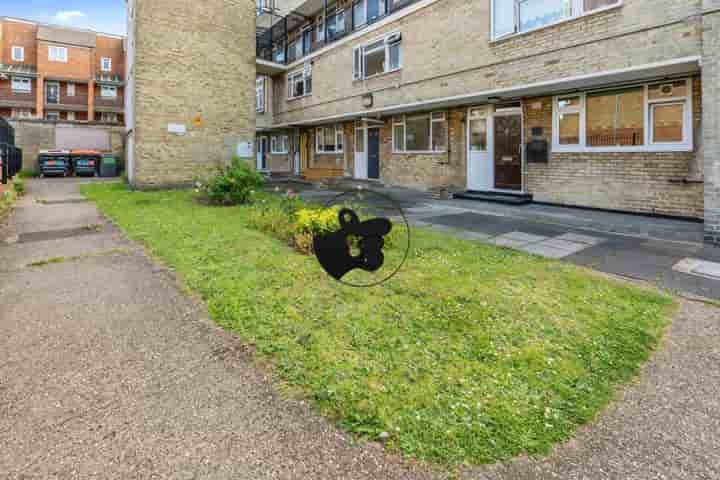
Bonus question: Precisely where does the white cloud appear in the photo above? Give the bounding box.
[53,11,87,23]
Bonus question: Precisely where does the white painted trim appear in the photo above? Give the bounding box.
[271,56,701,128]
[256,58,288,73]
[551,78,693,153]
[491,1,623,42]
[285,0,442,70]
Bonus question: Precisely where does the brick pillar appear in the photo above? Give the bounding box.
[88,80,95,123]
[36,76,44,119]
[703,1,720,244]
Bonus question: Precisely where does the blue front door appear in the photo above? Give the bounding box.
[367,128,380,180]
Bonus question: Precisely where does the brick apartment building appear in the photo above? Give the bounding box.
[0,17,125,125]
[126,0,720,244]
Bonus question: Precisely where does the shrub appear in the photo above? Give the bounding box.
[13,178,25,196]
[293,207,341,254]
[197,157,264,205]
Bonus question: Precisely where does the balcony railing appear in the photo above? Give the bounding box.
[95,96,124,108]
[257,0,421,65]
[0,87,35,106]
[46,94,89,107]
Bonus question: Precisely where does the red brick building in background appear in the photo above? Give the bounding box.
[0,17,125,124]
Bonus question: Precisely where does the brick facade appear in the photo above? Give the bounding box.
[703,1,720,242]
[127,0,256,188]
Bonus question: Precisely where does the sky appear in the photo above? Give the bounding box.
[3,0,127,36]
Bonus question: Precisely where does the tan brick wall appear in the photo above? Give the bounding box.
[130,0,256,188]
[9,119,125,172]
[272,0,703,125]
[380,108,465,190]
[703,1,720,241]
[524,77,704,219]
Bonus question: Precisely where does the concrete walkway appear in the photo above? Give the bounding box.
[284,183,720,300]
[1,178,719,479]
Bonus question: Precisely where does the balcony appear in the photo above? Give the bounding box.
[94,96,124,113]
[45,94,89,111]
[0,87,35,108]
[256,0,421,66]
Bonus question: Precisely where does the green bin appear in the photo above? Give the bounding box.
[100,155,117,177]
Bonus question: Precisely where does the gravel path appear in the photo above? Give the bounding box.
[1,178,718,479]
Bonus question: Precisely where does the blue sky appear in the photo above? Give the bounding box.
[4,1,127,36]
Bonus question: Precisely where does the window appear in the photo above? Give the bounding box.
[287,67,312,99]
[11,76,32,93]
[273,43,285,63]
[101,112,118,123]
[393,112,447,153]
[317,17,325,42]
[45,111,59,121]
[11,46,24,62]
[352,0,387,27]
[327,10,346,40]
[256,77,266,113]
[11,109,33,119]
[101,57,112,72]
[67,83,76,97]
[552,79,693,151]
[316,125,344,153]
[66,111,76,121]
[271,135,289,154]
[302,29,312,55]
[48,45,68,62]
[101,85,118,98]
[492,0,620,39]
[353,32,401,80]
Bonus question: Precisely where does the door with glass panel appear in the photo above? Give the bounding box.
[466,107,491,191]
[493,113,522,190]
[46,82,60,104]
[354,126,367,179]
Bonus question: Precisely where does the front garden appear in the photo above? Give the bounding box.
[82,176,674,466]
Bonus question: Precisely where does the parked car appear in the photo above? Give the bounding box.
[38,150,71,177]
[70,150,102,176]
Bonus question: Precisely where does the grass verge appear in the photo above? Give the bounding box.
[82,182,675,465]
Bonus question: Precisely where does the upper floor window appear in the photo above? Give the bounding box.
[287,66,312,99]
[553,78,692,152]
[393,112,447,153]
[316,125,344,153]
[273,43,285,63]
[12,109,33,119]
[256,77,266,113]
[11,46,24,62]
[11,76,32,93]
[492,0,620,40]
[352,0,387,28]
[327,10,346,41]
[67,83,76,97]
[101,57,112,72]
[48,45,68,63]
[101,85,118,98]
[353,32,401,80]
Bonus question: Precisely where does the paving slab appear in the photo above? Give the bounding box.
[520,243,571,259]
[555,232,607,245]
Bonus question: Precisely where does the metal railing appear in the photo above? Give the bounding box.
[257,0,421,65]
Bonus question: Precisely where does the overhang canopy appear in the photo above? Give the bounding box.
[274,56,701,127]
[257,58,288,76]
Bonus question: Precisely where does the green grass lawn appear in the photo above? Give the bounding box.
[82,182,675,465]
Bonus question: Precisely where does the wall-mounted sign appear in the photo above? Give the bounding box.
[167,123,186,135]
[236,141,253,158]
[193,115,202,128]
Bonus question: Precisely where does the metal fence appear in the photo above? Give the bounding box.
[0,117,22,184]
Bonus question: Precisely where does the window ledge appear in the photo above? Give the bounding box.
[489,3,623,45]
[354,68,402,84]
[287,94,312,102]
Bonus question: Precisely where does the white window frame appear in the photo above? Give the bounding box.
[315,125,344,154]
[317,16,325,42]
[101,57,112,72]
[256,76,266,113]
[287,67,312,100]
[491,0,622,41]
[66,111,76,121]
[392,112,447,153]
[101,112,118,123]
[11,76,32,93]
[552,78,693,153]
[270,134,289,154]
[352,0,386,28]
[11,46,24,62]
[101,85,118,98]
[11,109,33,119]
[67,83,76,97]
[48,45,68,63]
[352,31,401,80]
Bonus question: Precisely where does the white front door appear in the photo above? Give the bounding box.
[354,127,368,180]
[467,107,492,191]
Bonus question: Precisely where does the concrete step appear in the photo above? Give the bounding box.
[453,190,533,205]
